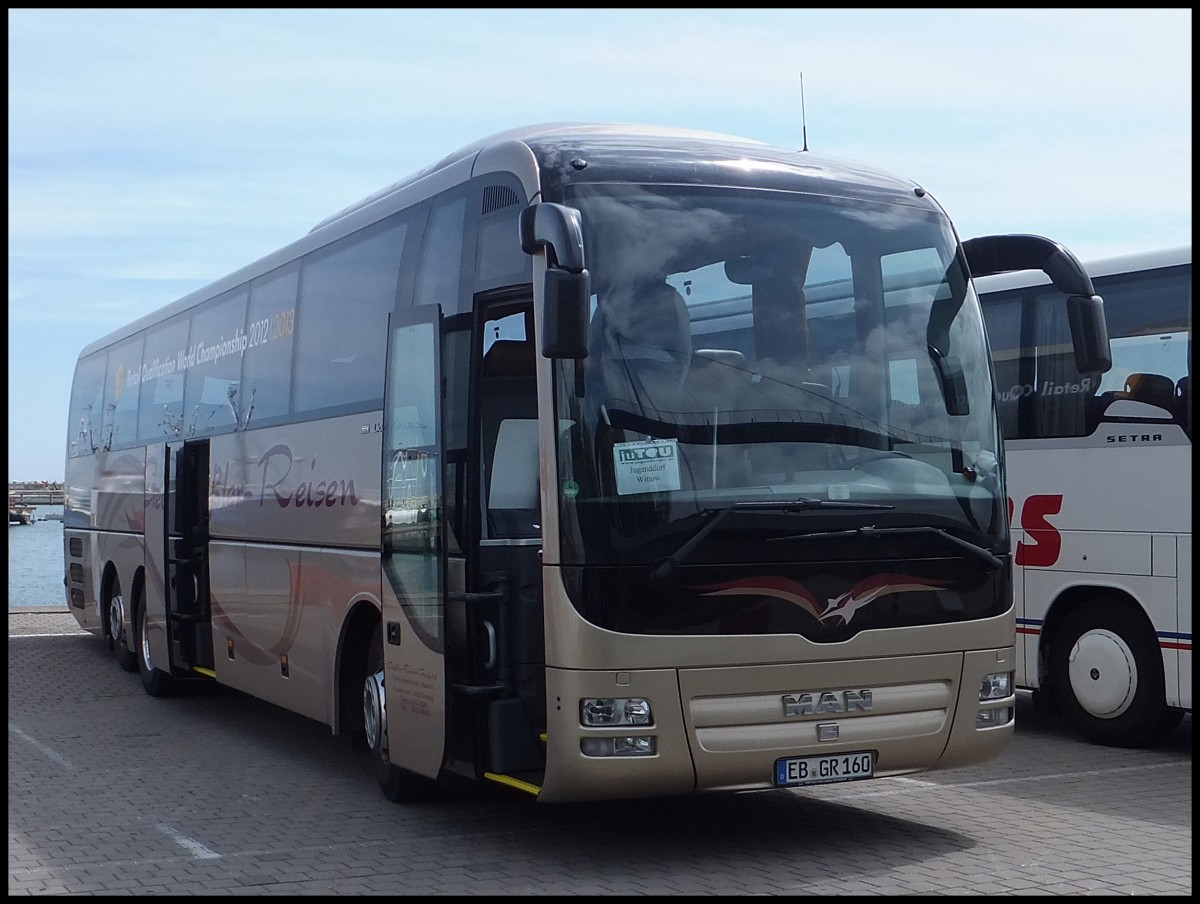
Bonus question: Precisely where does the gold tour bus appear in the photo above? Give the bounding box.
[62,123,1110,803]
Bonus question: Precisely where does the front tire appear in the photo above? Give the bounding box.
[1050,598,1182,747]
[363,622,437,803]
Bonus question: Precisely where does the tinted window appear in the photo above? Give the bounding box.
[1094,265,1191,438]
[414,195,466,312]
[978,290,1023,440]
[243,263,299,426]
[183,287,248,437]
[1095,266,1190,389]
[68,352,107,457]
[294,216,408,414]
[477,195,529,287]
[103,335,144,450]
[137,316,189,443]
[981,263,1191,440]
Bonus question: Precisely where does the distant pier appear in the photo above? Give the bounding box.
[8,482,64,506]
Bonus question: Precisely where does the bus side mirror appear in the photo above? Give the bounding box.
[963,233,1112,376]
[1066,293,1112,374]
[521,202,591,360]
[542,268,591,360]
[520,202,585,272]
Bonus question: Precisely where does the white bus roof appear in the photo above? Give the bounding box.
[975,243,1191,294]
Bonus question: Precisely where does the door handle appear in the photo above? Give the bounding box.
[482,620,497,670]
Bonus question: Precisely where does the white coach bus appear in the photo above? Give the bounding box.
[64,123,1109,803]
[976,245,1191,747]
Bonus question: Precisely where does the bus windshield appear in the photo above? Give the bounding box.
[553,184,1004,567]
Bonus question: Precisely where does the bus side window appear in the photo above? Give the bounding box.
[488,418,540,537]
[1096,372,1178,421]
[479,332,538,538]
[1124,372,1175,411]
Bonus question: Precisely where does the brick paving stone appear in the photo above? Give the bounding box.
[8,608,1192,895]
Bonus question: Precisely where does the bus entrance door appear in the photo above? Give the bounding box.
[380,306,448,783]
[457,300,546,782]
[166,439,214,673]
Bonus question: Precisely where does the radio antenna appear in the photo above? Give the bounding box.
[800,72,809,152]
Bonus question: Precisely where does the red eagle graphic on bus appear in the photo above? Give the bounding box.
[692,573,952,626]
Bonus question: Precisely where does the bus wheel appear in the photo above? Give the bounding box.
[1050,599,1182,748]
[363,622,437,803]
[107,575,137,673]
[135,599,176,698]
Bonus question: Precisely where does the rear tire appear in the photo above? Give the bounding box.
[364,622,438,803]
[1050,598,1182,747]
[107,575,137,673]
[135,599,177,697]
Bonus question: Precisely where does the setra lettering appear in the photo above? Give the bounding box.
[1106,433,1163,443]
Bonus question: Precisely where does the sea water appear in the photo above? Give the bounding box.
[7,506,67,608]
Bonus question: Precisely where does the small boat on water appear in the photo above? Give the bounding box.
[8,506,36,525]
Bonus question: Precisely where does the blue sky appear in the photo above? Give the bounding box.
[7,8,1192,482]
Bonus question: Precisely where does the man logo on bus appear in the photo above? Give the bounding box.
[782,689,873,717]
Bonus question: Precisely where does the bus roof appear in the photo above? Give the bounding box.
[310,121,928,233]
[974,243,1191,294]
[78,122,934,359]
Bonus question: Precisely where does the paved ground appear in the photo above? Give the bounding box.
[9,607,1192,895]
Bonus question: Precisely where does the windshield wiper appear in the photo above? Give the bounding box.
[767,524,1003,573]
[650,498,894,582]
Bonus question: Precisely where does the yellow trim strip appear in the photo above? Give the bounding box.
[483,772,541,796]
[192,667,217,678]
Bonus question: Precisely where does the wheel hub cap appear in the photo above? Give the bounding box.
[1067,628,1136,718]
[109,595,125,643]
[363,670,387,752]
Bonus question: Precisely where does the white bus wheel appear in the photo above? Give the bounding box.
[1050,598,1180,747]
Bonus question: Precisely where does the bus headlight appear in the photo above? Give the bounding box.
[976,671,1014,728]
[580,736,657,757]
[976,707,1013,728]
[979,671,1013,701]
[580,697,653,726]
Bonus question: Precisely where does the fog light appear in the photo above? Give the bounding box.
[979,671,1013,701]
[580,697,653,726]
[580,735,657,757]
[976,707,1013,728]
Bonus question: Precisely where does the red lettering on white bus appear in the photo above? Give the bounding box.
[1008,493,1063,567]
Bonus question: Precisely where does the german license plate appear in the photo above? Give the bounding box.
[774,751,874,787]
